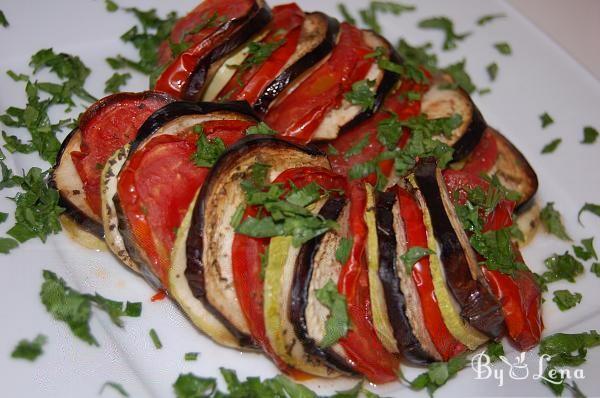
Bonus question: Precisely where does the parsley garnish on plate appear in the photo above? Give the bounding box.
[344,79,377,111]
[149,328,162,349]
[11,334,47,361]
[100,382,129,397]
[104,72,131,93]
[486,62,499,81]
[184,352,199,361]
[191,125,226,168]
[476,13,506,26]
[552,289,582,311]
[245,122,278,136]
[591,263,600,277]
[418,17,471,51]
[235,39,286,75]
[582,126,598,144]
[403,355,468,396]
[0,10,8,27]
[104,0,118,13]
[542,252,584,283]
[540,202,571,240]
[337,4,356,24]
[541,138,562,154]
[494,42,512,55]
[485,341,505,363]
[573,237,597,261]
[315,279,350,348]
[359,1,416,34]
[578,202,600,225]
[40,270,142,346]
[540,112,554,128]
[443,59,477,93]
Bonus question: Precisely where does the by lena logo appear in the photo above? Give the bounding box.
[470,352,585,387]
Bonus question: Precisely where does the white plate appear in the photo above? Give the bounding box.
[1,1,599,397]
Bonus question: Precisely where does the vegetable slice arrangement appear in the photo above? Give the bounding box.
[4,0,600,396]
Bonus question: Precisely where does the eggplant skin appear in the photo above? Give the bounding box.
[131,100,260,154]
[253,13,340,115]
[183,2,272,101]
[375,190,436,364]
[290,197,357,375]
[414,157,505,339]
[185,135,327,348]
[451,97,486,161]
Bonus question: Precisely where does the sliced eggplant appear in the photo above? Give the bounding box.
[421,74,487,161]
[413,157,505,341]
[311,30,400,141]
[170,189,245,349]
[291,201,357,374]
[184,136,329,349]
[487,128,539,210]
[182,1,272,101]
[375,187,441,363]
[52,91,173,246]
[253,12,340,115]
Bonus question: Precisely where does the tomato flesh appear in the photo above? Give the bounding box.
[71,95,171,217]
[395,187,467,360]
[155,0,255,98]
[264,23,374,143]
[337,183,399,384]
[217,4,305,104]
[117,120,252,285]
[231,167,345,375]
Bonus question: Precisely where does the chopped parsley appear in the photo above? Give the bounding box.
[149,328,162,349]
[337,4,356,25]
[591,263,600,277]
[173,373,216,398]
[443,59,477,94]
[104,0,119,13]
[335,237,353,264]
[582,126,598,144]
[542,252,584,283]
[404,355,468,396]
[104,72,131,93]
[552,290,582,311]
[367,46,428,84]
[376,114,404,150]
[540,112,554,128]
[315,280,350,348]
[344,79,377,111]
[40,270,141,346]
[486,62,498,81]
[396,39,439,73]
[493,42,512,55]
[245,122,278,136]
[573,237,597,261]
[540,202,571,241]
[476,13,506,26]
[0,10,8,27]
[100,382,129,397]
[470,228,527,275]
[344,133,370,159]
[401,247,434,272]
[485,341,505,363]
[11,334,47,361]
[235,39,285,75]
[191,126,226,167]
[359,1,416,34]
[418,17,471,51]
[184,352,199,361]
[230,204,246,229]
[578,202,600,225]
[541,138,561,154]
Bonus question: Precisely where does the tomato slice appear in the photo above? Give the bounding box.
[337,183,399,384]
[395,187,467,361]
[460,129,499,176]
[217,4,305,104]
[155,0,255,98]
[117,119,252,285]
[71,93,172,217]
[231,167,345,375]
[325,80,426,184]
[442,169,542,350]
[264,23,374,143]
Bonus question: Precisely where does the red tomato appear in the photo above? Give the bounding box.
[117,120,252,285]
[395,187,467,360]
[231,166,346,375]
[155,0,255,98]
[264,23,374,143]
[217,4,305,104]
[442,169,542,350]
[461,129,499,176]
[337,183,400,384]
[71,94,171,217]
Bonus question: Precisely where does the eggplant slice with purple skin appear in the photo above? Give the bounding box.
[309,30,400,141]
[252,12,340,115]
[290,198,357,375]
[103,101,260,288]
[421,74,487,161]
[413,157,505,339]
[375,188,442,364]
[183,135,330,349]
[183,0,272,101]
[52,91,173,249]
